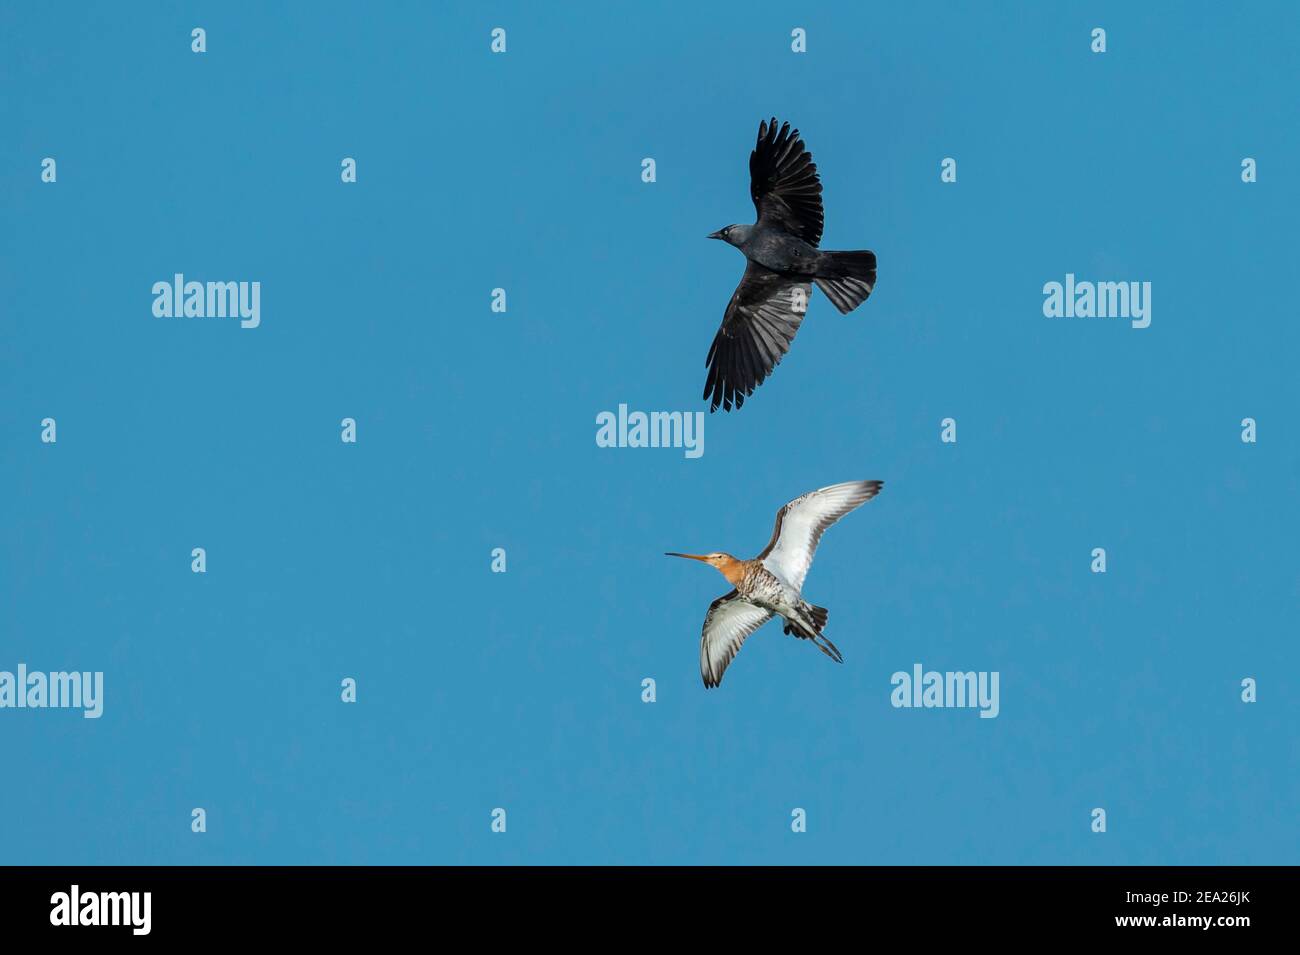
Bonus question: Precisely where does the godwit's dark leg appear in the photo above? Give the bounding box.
[813,633,843,664]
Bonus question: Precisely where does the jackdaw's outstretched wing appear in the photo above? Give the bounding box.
[750,118,824,247]
[703,261,811,413]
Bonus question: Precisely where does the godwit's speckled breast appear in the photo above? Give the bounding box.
[739,562,799,615]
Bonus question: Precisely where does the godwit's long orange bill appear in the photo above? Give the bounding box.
[665,480,884,688]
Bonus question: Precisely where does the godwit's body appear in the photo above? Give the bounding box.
[719,561,815,636]
[667,479,883,687]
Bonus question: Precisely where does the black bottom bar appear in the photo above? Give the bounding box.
[0,866,1285,940]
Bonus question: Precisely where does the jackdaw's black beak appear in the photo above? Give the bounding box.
[707,230,724,240]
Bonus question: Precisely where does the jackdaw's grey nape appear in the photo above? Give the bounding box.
[704,118,877,413]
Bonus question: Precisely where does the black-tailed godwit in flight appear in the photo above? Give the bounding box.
[666,479,883,687]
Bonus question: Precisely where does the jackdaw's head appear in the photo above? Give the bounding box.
[707,224,750,248]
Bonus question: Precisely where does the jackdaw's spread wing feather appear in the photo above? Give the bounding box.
[703,261,811,412]
[750,117,824,247]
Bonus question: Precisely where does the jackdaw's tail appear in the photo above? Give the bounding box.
[814,250,877,314]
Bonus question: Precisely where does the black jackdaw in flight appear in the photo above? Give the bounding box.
[704,118,877,412]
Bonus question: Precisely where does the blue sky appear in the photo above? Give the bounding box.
[1,1,1297,864]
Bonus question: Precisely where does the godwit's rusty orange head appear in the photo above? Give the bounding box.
[665,551,747,586]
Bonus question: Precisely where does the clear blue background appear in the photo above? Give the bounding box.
[2,1,1296,865]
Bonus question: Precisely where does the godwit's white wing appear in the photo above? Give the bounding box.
[700,591,774,688]
[759,480,882,592]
